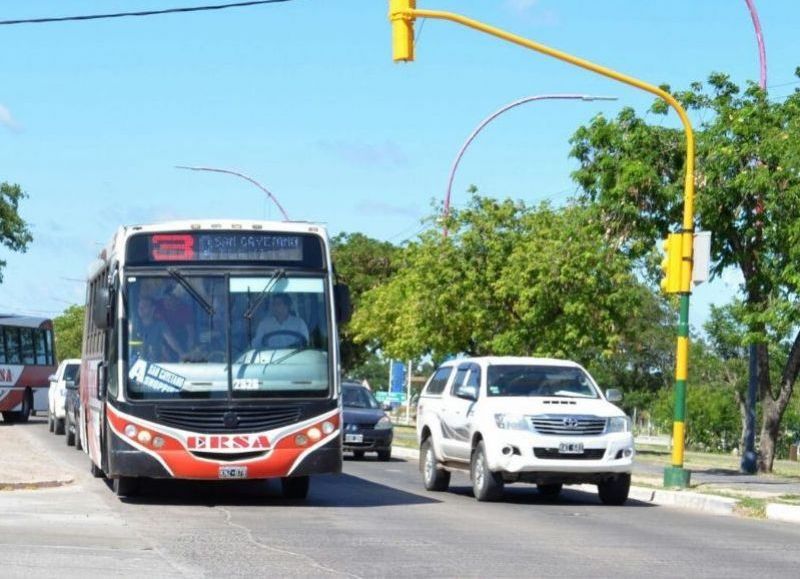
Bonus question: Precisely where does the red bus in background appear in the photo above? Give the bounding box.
[80,220,351,499]
[0,315,57,423]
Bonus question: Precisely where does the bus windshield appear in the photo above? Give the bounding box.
[125,274,330,400]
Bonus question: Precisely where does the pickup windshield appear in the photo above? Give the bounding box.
[125,274,330,400]
[486,365,599,399]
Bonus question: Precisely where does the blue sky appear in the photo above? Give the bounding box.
[1,0,798,331]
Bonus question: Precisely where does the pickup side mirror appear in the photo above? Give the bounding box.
[48,374,57,383]
[455,384,478,401]
[64,380,77,390]
[606,389,623,403]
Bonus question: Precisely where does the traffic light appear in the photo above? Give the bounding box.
[390,0,416,62]
[660,233,683,294]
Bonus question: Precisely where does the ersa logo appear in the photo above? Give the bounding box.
[186,434,271,453]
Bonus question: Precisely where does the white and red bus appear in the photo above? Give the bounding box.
[0,315,57,423]
[79,220,351,499]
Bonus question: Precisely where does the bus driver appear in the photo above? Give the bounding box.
[251,294,309,349]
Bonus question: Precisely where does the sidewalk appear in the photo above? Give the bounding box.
[0,422,74,489]
[391,445,800,523]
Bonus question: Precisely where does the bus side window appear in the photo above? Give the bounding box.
[20,329,35,364]
[45,329,55,365]
[33,329,48,365]
[0,328,5,363]
[5,327,21,364]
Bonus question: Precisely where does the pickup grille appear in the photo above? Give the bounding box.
[530,415,606,436]
[534,448,606,460]
[156,405,302,433]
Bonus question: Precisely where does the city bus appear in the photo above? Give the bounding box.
[0,315,57,423]
[79,220,351,499]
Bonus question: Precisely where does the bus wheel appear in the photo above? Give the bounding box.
[65,413,75,446]
[1,412,16,423]
[90,460,104,478]
[281,476,310,500]
[16,390,32,423]
[113,477,139,498]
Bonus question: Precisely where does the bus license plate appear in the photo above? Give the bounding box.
[219,466,248,479]
[559,443,584,454]
[345,434,363,443]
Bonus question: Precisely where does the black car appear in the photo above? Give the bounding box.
[64,373,82,450]
[342,383,393,461]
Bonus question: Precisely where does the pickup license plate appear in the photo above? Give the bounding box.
[219,466,248,479]
[345,434,363,443]
[559,442,584,454]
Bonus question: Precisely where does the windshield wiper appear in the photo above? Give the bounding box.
[167,268,214,316]
[243,268,285,320]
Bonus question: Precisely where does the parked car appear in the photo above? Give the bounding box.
[64,366,82,449]
[416,356,634,504]
[48,359,80,435]
[342,382,393,461]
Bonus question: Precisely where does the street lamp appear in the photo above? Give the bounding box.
[442,93,617,237]
[741,0,768,474]
[175,165,290,221]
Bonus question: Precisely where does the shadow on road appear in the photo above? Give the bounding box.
[116,472,441,508]
[446,484,653,508]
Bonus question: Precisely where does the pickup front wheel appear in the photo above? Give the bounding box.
[420,438,450,492]
[471,442,504,502]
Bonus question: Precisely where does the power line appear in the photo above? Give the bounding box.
[0,0,292,26]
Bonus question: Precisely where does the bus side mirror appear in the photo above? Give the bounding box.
[92,286,113,330]
[335,284,352,324]
[97,363,107,399]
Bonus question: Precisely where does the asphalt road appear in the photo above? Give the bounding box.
[3,420,800,578]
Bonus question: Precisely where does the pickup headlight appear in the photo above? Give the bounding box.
[494,413,530,431]
[375,415,393,430]
[606,416,632,433]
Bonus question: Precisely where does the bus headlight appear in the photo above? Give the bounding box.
[124,424,137,438]
[321,421,334,435]
[606,416,632,433]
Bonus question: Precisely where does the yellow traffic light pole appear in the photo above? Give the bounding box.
[389,1,695,487]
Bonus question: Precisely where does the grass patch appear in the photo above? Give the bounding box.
[734,497,767,518]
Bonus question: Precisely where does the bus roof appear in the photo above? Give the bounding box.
[87,220,331,279]
[0,314,53,328]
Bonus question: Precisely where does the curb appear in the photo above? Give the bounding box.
[0,476,74,492]
[765,503,800,523]
[391,444,737,516]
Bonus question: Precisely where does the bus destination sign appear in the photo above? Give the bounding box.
[148,233,304,262]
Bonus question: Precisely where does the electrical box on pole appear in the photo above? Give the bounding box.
[390,0,416,62]
[660,233,682,294]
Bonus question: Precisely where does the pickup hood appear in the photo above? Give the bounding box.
[480,397,625,418]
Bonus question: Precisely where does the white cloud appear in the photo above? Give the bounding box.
[0,103,20,131]
[317,140,408,168]
[503,0,559,26]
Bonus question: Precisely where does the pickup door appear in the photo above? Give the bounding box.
[439,364,480,462]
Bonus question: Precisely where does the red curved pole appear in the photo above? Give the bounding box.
[175,165,290,221]
[744,0,767,90]
[442,94,616,237]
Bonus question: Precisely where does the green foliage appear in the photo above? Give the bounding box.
[0,182,33,282]
[331,232,399,372]
[569,71,800,470]
[352,195,646,364]
[53,305,85,361]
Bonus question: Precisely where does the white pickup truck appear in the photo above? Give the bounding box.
[416,356,634,504]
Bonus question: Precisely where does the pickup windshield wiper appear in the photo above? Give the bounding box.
[167,268,214,316]
[243,268,285,320]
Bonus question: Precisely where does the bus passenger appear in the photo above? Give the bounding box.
[251,294,309,349]
[130,295,183,362]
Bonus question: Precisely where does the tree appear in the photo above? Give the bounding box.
[569,72,800,471]
[352,195,646,365]
[54,305,85,360]
[0,182,33,282]
[330,232,399,373]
